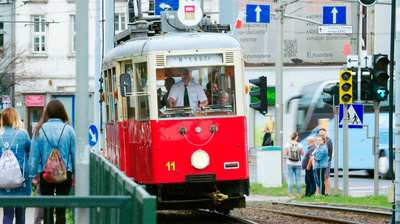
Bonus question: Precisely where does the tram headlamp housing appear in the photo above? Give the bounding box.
[191,150,209,169]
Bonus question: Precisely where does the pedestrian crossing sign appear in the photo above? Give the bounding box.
[339,104,363,129]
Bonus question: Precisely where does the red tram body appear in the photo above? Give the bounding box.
[102,22,249,212]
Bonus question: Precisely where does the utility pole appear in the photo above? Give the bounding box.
[275,0,285,184]
[75,0,90,223]
[394,0,400,220]
[94,0,101,153]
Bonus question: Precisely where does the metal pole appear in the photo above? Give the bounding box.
[75,0,90,223]
[94,0,101,153]
[373,101,380,196]
[389,0,396,180]
[343,104,349,197]
[395,0,400,218]
[275,0,284,184]
[334,105,339,196]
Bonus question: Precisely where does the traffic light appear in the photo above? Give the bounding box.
[339,70,352,104]
[322,83,339,106]
[360,68,372,101]
[249,76,268,115]
[372,54,389,101]
[350,68,358,101]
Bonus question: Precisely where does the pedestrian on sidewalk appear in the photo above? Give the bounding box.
[284,132,304,198]
[0,107,32,224]
[319,128,333,196]
[301,136,316,197]
[310,135,328,196]
[29,99,76,224]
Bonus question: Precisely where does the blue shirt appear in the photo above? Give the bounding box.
[314,143,328,169]
[0,127,31,195]
[29,118,76,178]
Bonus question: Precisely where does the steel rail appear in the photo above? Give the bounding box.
[247,207,361,224]
[198,209,259,224]
[273,202,392,216]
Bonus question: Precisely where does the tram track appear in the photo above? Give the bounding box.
[157,209,258,224]
[232,201,392,224]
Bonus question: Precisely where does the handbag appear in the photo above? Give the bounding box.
[41,124,69,184]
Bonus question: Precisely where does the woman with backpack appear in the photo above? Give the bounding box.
[0,107,31,224]
[284,132,304,198]
[29,99,76,224]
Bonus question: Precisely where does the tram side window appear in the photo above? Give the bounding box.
[124,63,136,119]
[136,62,149,120]
[157,66,236,118]
[104,69,114,123]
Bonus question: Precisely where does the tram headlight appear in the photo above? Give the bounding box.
[191,150,209,169]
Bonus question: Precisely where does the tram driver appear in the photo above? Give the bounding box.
[168,68,208,112]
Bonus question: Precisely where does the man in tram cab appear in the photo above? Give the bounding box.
[168,68,208,112]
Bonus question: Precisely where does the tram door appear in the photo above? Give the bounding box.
[27,107,43,138]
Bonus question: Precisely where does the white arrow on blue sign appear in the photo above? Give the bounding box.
[246,4,270,23]
[323,6,346,25]
[339,104,364,129]
[88,125,99,147]
[155,0,179,15]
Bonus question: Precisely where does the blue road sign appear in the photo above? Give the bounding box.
[155,0,179,15]
[323,6,346,25]
[88,125,99,147]
[246,4,270,23]
[339,104,364,129]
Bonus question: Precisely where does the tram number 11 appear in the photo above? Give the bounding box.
[166,162,176,171]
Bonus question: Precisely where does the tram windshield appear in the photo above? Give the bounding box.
[157,66,236,118]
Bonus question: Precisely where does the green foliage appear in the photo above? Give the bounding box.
[250,183,391,208]
[250,183,306,196]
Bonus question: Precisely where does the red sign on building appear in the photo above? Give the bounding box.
[26,95,44,106]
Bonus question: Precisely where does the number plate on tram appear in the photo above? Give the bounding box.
[166,54,223,66]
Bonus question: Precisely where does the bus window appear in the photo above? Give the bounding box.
[157,66,236,118]
[136,63,149,120]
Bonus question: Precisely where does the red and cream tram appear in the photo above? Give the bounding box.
[102,26,249,212]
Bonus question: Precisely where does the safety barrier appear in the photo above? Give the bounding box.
[0,151,156,224]
[89,150,157,224]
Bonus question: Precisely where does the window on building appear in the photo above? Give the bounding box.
[33,15,46,53]
[0,22,4,51]
[114,13,126,33]
[70,15,76,53]
[0,34,3,49]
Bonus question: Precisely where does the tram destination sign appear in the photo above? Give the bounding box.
[166,54,223,66]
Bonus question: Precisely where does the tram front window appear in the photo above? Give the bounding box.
[157,66,236,118]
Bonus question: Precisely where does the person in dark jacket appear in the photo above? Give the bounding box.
[301,136,316,197]
[262,127,273,146]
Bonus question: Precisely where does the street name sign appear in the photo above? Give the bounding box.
[318,25,352,34]
[323,6,346,25]
[339,104,363,129]
[246,4,270,23]
[347,55,358,67]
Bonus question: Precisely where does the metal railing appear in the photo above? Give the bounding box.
[0,150,156,224]
[89,150,157,223]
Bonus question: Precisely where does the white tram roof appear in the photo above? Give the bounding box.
[103,32,242,63]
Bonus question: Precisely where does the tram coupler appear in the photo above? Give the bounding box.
[205,191,228,204]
